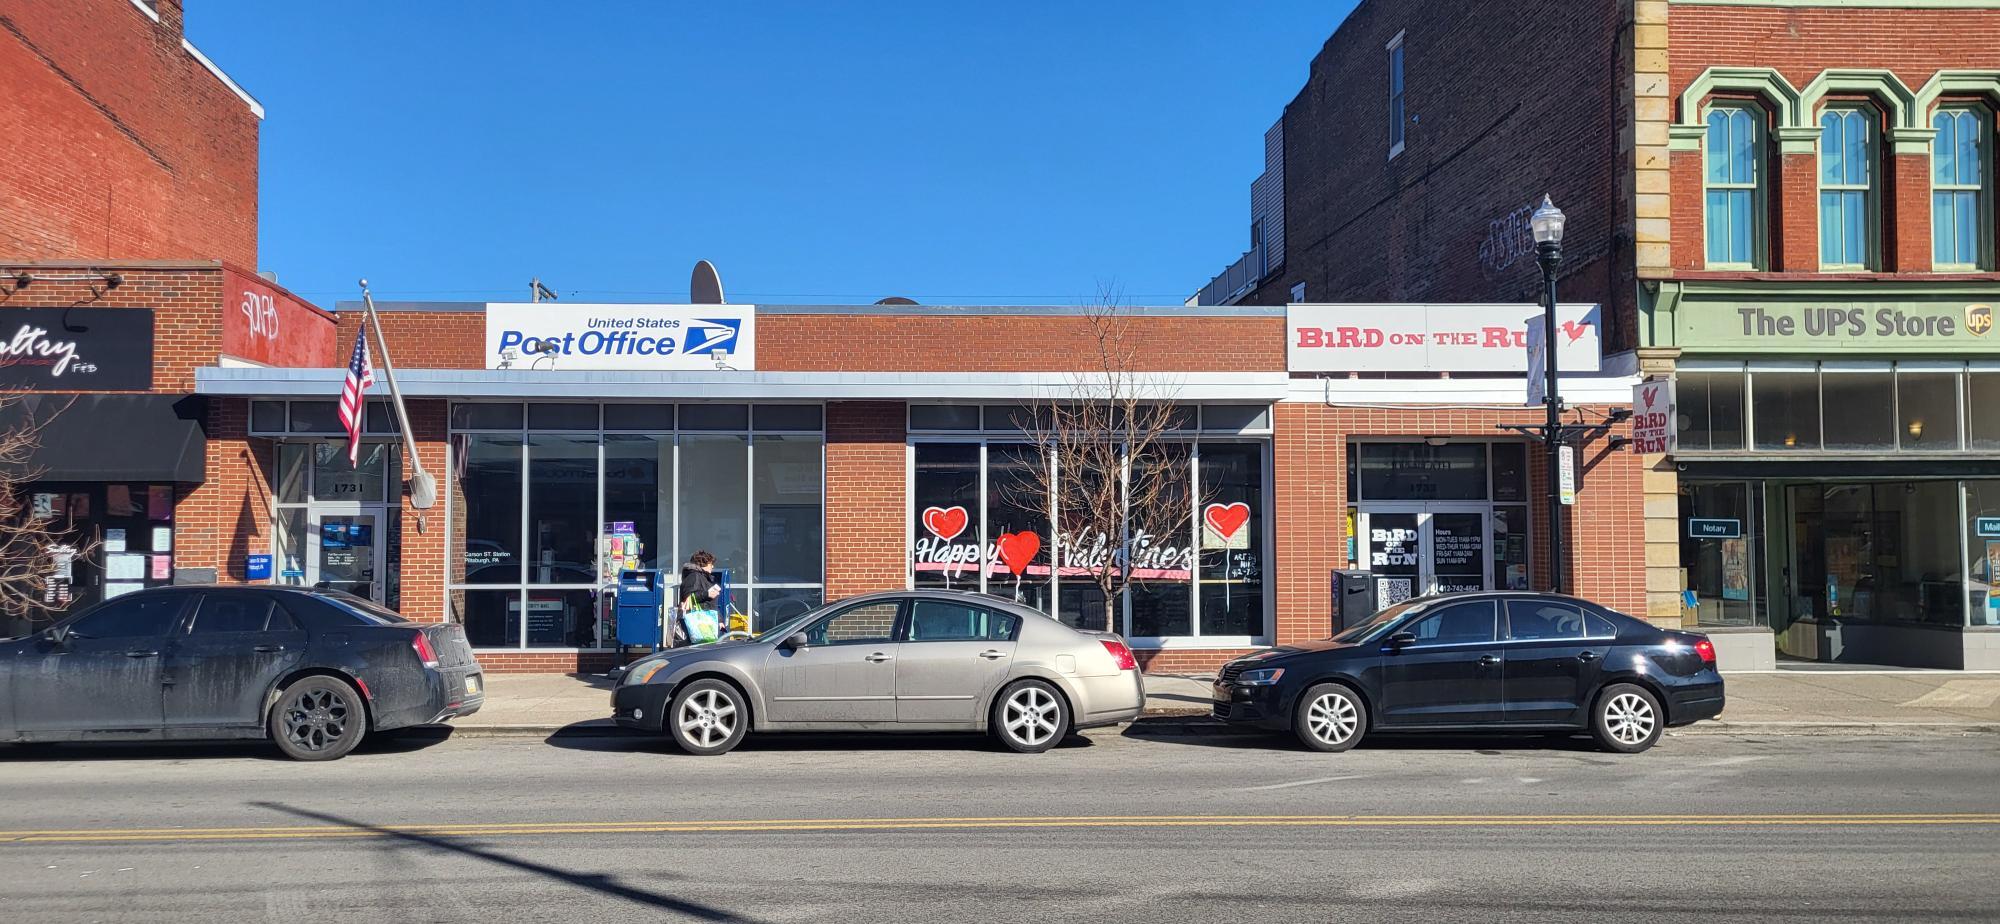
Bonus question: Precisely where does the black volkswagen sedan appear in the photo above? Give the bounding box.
[1,585,483,760]
[1212,592,1723,753]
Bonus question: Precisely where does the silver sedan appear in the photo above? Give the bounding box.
[610,590,1145,755]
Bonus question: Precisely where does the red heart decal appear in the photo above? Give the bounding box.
[1204,502,1251,541]
[995,531,1041,576]
[921,505,968,541]
[1560,319,1593,344]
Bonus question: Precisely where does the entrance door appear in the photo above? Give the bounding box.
[308,511,385,602]
[1360,505,1492,604]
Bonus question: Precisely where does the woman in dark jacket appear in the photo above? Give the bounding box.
[680,550,721,608]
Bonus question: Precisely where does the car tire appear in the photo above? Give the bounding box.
[668,679,749,756]
[1591,683,1664,754]
[1293,683,1367,753]
[991,679,1069,754]
[268,675,367,762]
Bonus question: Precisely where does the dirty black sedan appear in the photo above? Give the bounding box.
[1212,592,1723,753]
[0,585,483,760]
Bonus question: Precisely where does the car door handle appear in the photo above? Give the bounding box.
[1477,655,1500,668]
[978,650,1007,660]
[1576,651,1598,663]
[124,650,158,659]
[253,645,285,653]
[864,652,894,663]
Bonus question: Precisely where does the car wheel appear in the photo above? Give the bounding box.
[269,676,367,762]
[1294,683,1366,753]
[991,679,1069,754]
[1591,683,1664,754]
[668,679,748,756]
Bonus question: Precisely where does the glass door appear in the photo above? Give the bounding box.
[308,511,385,602]
[1359,505,1492,603]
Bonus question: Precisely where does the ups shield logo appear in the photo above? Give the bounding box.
[1969,304,1994,337]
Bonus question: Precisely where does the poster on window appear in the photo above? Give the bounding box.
[1376,577,1414,606]
[1202,502,1251,550]
[1721,538,1750,601]
[1986,541,2000,612]
[913,505,980,582]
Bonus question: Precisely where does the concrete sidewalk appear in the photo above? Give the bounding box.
[453,669,2000,735]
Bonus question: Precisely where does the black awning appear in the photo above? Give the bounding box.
[0,394,207,483]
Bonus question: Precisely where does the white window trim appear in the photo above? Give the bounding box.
[1702,102,1768,271]
[1817,104,1881,272]
[1931,105,1993,272]
[1386,31,1407,161]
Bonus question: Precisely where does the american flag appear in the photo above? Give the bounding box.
[338,327,376,465]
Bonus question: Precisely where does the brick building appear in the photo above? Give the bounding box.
[0,0,338,630]
[1196,0,2000,668]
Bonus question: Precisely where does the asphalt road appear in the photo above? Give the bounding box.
[2,726,1997,923]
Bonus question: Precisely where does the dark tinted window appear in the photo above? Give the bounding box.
[603,403,675,431]
[451,403,525,430]
[191,596,275,634]
[268,605,302,632]
[753,405,822,431]
[69,594,185,639]
[318,591,412,626]
[1506,601,1586,641]
[906,600,1018,642]
[1586,611,1622,639]
[1401,600,1498,645]
[909,405,980,430]
[680,404,749,430]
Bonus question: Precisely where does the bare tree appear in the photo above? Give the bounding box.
[1007,296,1199,632]
[0,395,96,630]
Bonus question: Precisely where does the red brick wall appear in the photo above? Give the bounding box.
[1243,0,1637,352]
[1669,5,2000,278]
[824,401,906,599]
[0,0,259,267]
[0,263,223,392]
[176,395,272,584]
[341,311,486,369]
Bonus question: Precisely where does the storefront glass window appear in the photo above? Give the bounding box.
[1358,443,1486,500]
[985,443,1052,612]
[752,435,824,584]
[1751,371,1821,450]
[276,443,310,504]
[1681,482,1764,627]
[454,589,520,648]
[527,403,598,431]
[455,436,523,584]
[1790,482,1965,626]
[912,444,981,590]
[312,442,391,503]
[1897,372,1961,451]
[1199,442,1264,637]
[1677,371,1746,451]
[1490,443,1528,502]
[1968,481,2000,627]
[603,435,673,572]
[1971,373,2000,450]
[678,435,750,580]
[526,435,598,588]
[1127,443,1192,638]
[1819,372,1896,450]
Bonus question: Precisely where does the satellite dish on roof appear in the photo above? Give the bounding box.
[691,260,725,304]
[875,296,919,305]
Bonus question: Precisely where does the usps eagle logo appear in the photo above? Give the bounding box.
[684,319,742,355]
[1968,304,1993,337]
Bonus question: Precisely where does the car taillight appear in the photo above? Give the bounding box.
[412,632,440,668]
[1100,639,1137,671]
[1693,637,1716,665]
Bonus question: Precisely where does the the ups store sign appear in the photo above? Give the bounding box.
[1655,281,2000,355]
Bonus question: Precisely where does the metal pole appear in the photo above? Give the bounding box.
[1537,241,1564,595]
[359,280,436,508]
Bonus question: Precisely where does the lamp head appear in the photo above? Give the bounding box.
[1530,194,1566,245]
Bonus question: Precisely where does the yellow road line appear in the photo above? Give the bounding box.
[5,813,1999,844]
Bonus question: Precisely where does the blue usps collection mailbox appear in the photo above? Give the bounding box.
[614,569,666,649]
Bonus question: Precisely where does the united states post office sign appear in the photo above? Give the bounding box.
[483,303,757,371]
[1287,303,1602,373]
[0,307,154,390]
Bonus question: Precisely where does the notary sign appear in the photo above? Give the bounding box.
[1287,303,1602,373]
[484,304,757,371]
[1630,379,1676,454]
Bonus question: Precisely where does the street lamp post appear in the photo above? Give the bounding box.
[1530,195,1567,595]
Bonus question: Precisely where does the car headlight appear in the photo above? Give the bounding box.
[1237,667,1285,686]
[628,660,669,685]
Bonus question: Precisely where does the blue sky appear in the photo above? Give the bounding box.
[188,2,1349,306]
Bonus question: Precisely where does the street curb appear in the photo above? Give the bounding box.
[446,715,2000,739]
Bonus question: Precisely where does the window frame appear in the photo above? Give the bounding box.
[1503,599,1587,643]
[1703,102,1768,270]
[804,599,906,648]
[1386,31,1406,160]
[901,599,1022,644]
[1818,104,1881,271]
[1932,105,1993,272]
[186,592,278,635]
[1396,598,1499,648]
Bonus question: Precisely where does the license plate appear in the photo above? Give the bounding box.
[464,676,481,695]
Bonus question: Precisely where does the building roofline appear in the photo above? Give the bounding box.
[332,300,1286,318]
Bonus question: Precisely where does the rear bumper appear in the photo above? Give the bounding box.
[1667,678,1726,726]
[1072,670,1145,729]
[611,682,674,732]
[373,666,485,731]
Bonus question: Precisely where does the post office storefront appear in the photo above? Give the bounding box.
[1655,282,2000,669]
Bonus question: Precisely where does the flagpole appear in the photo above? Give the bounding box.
[359,279,437,509]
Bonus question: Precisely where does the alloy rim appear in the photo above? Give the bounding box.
[282,687,351,753]
[1004,687,1060,747]
[1605,692,1656,745]
[678,688,738,749]
[1306,692,1359,744]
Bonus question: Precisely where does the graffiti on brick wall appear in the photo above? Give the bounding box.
[1477,200,1539,276]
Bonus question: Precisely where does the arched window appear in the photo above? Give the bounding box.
[1933,107,1992,270]
[1704,105,1764,268]
[1819,107,1877,270]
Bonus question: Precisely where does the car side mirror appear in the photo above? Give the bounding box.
[44,624,70,647]
[781,632,810,651]
[1386,631,1417,648]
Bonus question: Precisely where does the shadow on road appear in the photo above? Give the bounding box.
[1122,719,1608,754]
[540,722,1094,756]
[0,725,456,763]
[249,800,755,922]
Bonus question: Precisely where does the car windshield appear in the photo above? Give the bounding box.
[1330,599,1425,644]
[319,590,414,626]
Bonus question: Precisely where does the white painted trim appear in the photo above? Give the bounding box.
[128,0,160,22]
[1671,1,2000,7]
[181,38,265,119]
[1293,372,1644,407]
